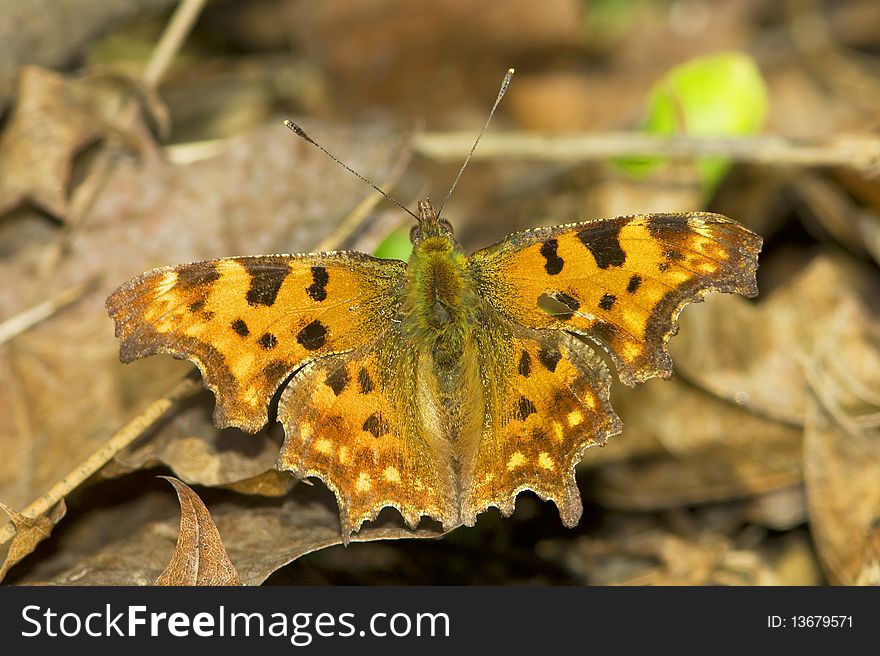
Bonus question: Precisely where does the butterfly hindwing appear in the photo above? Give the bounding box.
[469,213,762,385]
[459,318,621,526]
[276,326,458,537]
[106,252,405,431]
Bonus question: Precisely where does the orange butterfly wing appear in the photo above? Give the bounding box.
[469,213,762,385]
[106,253,405,431]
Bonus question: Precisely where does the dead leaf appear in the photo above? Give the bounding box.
[590,377,803,509]
[105,390,286,493]
[26,484,441,586]
[803,300,880,585]
[671,252,880,424]
[155,477,242,586]
[0,500,66,582]
[0,66,158,219]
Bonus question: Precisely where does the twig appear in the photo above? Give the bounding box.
[414,131,880,176]
[0,377,202,547]
[143,0,210,90]
[0,279,97,347]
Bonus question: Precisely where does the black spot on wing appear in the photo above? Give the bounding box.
[518,350,531,377]
[599,293,617,311]
[306,266,329,302]
[296,320,327,350]
[325,367,349,396]
[362,413,386,438]
[258,332,277,350]
[553,292,581,312]
[176,263,220,290]
[627,274,642,294]
[516,396,537,421]
[591,321,619,345]
[647,215,690,240]
[538,347,561,372]
[577,224,627,269]
[231,319,250,337]
[188,299,206,313]
[358,367,374,394]
[264,360,292,384]
[242,259,289,307]
[539,239,564,275]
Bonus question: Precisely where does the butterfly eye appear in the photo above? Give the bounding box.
[409,224,422,243]
[438,218,454,235]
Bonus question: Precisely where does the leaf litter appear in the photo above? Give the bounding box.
[2,0,880,585]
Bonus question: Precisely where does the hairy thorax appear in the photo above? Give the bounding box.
[401,235,483,444]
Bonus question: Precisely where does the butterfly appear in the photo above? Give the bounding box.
[107,193,761,539]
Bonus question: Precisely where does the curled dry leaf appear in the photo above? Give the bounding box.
[29,486,441,586]
[0,66,158,220]
[803,299,880,585]
[155,477,242,586]
[0,500,66,582]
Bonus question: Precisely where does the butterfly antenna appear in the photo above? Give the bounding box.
[283,119,418,221]
[437,68,514,218]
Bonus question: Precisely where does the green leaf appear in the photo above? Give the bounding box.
[373,226,413,261]
[616,51,768,193]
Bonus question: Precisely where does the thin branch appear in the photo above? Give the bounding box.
[0,279,97,347]
[414,131,880,175]
[0,377,202,547]
[143,0,210,90]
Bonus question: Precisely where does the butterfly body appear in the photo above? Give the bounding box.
[108,201,762,538]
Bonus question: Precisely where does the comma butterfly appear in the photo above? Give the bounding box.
[106,71,762,539]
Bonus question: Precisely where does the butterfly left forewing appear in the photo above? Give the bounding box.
[106,252,405,432]
[469,213,761,385]
[459,319,621,527]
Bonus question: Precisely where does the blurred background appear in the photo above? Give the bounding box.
[1,0,879,585]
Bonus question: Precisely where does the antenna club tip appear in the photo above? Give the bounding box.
[283,119,308,138]
[507,68,515,75]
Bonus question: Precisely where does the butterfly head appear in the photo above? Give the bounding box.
[410,198,454,245]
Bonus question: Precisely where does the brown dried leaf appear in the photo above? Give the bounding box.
[0,500,66,582]
[671,253,880,424]
[28,488,440,586]
[106,392,286,493]
[155,477,242,586]
[590,377,803,509]
[803,301,880,585]
[0,66,157,219]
